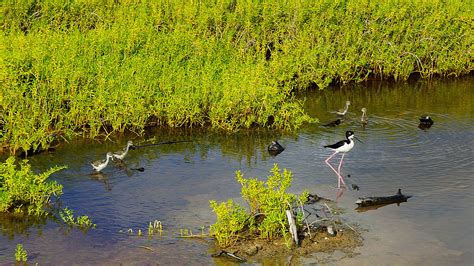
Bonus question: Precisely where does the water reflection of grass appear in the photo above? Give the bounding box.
[2,1,470,155]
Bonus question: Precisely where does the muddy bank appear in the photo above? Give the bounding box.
[212,198,363,263]
[217,225,362,261]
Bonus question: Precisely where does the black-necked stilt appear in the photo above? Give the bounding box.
[336,101,351,116]
[418,115,433,130]
[91,152,114,173]
[112,141,135,160]
[324,131,362,188]
[268,140,285,156]
[323,119,341,127]
[419,115,433,125]
[361,108,368,126]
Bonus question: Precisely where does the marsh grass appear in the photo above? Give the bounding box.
[1,0,471,154]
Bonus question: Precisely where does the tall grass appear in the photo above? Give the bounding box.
[1,0,471,154]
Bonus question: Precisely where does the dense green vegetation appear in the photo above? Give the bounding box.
[0,157,64,216]
[1,0,471,154]
[210,164,307,247]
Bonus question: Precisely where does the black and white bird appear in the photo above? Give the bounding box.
[419,115,433,125]
[418,115,434,131]
[324,131,362,188]
[268,140,285,156]
[336,101,351,116]
[112,141,135,160]
[91,152,114,173]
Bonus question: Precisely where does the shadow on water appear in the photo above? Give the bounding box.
[1,78,473,264]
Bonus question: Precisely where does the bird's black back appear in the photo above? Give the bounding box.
[324,139,349,149]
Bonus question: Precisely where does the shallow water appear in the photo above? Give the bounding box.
[1,78,473,265]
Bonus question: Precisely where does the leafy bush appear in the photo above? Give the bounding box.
[0,157,65,216]
[210,164,307,247]
[209,199,250,247]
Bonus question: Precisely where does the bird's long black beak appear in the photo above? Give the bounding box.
[354,136,363,143]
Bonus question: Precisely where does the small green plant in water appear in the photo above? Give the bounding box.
[0,157,65,216]
[59,207,96,229]
[210,164,307,248]
[15,244,27,262]
[148,220,163,237]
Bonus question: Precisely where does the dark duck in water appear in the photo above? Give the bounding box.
[268,140,285,156]
[418,115,434,131]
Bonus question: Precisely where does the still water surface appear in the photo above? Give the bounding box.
[1,78,472,265]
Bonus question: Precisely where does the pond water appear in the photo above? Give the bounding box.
[1,78,473,265]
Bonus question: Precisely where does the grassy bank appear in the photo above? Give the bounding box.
[1,0,471,154]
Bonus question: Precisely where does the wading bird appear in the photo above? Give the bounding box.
[324,131,362,188]
[361,108,368,126]
[113,141,135,160]
[336,101,351,116]
[91,152,114,173]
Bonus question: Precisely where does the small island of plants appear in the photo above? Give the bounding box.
[209,164,362,261]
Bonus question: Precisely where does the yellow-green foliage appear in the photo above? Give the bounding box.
[15,244,27,262]
[1,0,471,153]
[236,164,307,240]
[210,164,307,247]
[59,207,96,229]
[209,199,249,247]
[0,157,65,216]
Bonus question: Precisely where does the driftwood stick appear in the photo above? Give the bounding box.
[324,203,333,216]
[299,199,311,239]
[355,189,412,208]
[211,250,246,262]
[345,223,357,233]
[286,210,299,246]
[134,140,193,148]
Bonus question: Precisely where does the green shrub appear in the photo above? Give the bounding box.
[210,164,307,247]
[209,199,250,247]
[0,157,65,216]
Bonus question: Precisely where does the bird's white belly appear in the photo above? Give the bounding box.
[338,141,354,153]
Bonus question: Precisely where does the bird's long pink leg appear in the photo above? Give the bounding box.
[337,153,346,187]
[325,151,344,188]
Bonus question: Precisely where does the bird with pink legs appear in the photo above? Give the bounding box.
[324,130,362,188]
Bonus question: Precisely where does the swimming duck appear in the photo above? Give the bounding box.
[268,140,285,156]
[323,119,341,127]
